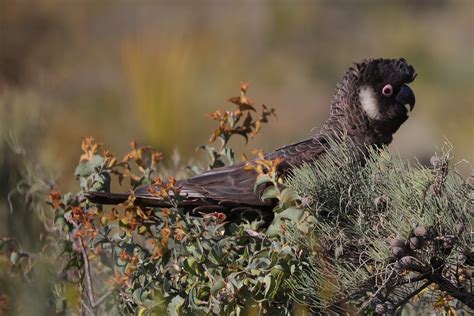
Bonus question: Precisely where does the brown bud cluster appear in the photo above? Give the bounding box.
[414,225,428,238]
[387,238,407,259]
[388,226,430,257]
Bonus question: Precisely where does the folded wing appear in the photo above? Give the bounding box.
[87,137,325,214]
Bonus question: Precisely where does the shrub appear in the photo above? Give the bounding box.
[1,85,472,315]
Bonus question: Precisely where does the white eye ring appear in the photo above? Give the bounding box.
[382,84,393,97]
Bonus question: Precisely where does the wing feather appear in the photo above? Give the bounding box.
[90,137,326,210]
[171,137,324,206]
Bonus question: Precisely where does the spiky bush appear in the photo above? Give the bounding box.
[286,137,473,314]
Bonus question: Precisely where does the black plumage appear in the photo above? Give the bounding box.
[87,58,417,220]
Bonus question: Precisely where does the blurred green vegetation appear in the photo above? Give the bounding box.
[0,0,473,314]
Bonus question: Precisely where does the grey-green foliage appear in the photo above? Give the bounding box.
[285,137,473,313]
[117,214,298,315]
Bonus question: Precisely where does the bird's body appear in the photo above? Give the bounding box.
[87,58,417,220]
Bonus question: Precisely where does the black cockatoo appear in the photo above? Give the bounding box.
[87,58,416,220]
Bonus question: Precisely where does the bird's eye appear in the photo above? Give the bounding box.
[382,84,393,97]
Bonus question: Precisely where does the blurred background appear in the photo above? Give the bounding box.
[0,0,472,314]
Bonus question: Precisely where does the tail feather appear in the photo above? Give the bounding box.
[84,191,129,205]
[85,191,274,224]
[85,191,173,207]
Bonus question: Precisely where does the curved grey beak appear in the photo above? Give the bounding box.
[396,84,415,111]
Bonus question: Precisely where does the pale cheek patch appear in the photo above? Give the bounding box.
[359,86,381,119]
[404,103,412,116]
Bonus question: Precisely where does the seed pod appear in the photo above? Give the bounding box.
[391,246,406,259]
[388,237,407,259]
[400,256,415,268]
[388,238,406,248]
[414,226,427,238]
[409,236,421,250]
[393,261,404,272]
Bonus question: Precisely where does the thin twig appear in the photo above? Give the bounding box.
[358,269,396,313]
[93,290,113,308]
[393,280,432,311]
[81,298,93,316]
[397,273,429,285]
[79,236,96,309]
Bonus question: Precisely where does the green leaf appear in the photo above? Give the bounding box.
[62,192,73,206]
[185,245,196,255]
[187,165,204,176]
[266,207,305,236]
[188,287,207,311]
[228,273,243,290]
[74,163,90,178]
[116,257,128,267]
[132,288,143,304]
[279,188,299,204]
[208,244,223,265]
[210,278,225,295]
[195,238,204,260]
[10,251,19,265]
[277,207,305,222]
[183,257,197,275]
[221,147,235,166]
[91,235,107,248]
[263,274,277,299]
[74,155,104,178]
[251,279,262,293]
[261,186,277,201]
[89,154,105,169]
[254,175,272,191]
[167,295,184,316]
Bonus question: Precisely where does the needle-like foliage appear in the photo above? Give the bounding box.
[286,136,473,314]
